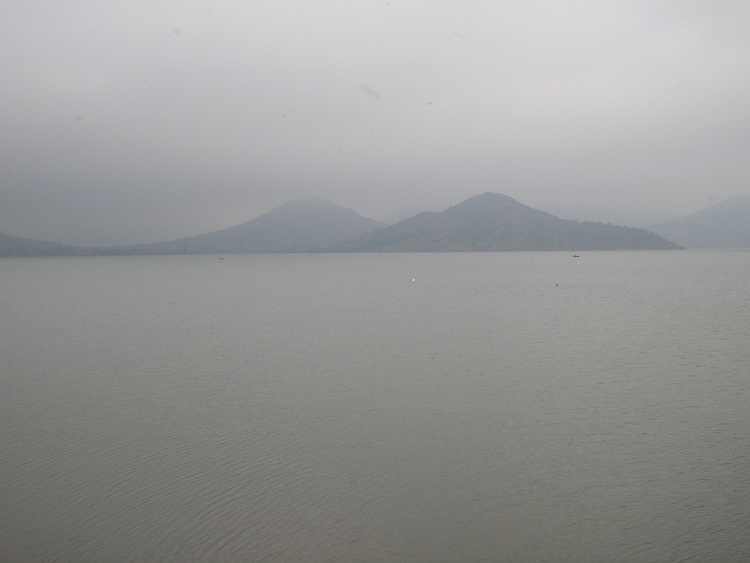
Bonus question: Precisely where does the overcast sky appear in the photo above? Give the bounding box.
[1,1,749,245]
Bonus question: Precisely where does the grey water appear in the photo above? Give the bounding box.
[1,251,748,562]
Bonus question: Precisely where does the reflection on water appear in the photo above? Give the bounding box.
[1,252,749,562]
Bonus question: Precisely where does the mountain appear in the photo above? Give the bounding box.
[0,232,88,257]
[117,197,384,254]
[1,194,684,256]
[537,204,678,229]
[649,195,750,248]
[1,198,383,256]
[337,192,683,252]
[379,206,433,225]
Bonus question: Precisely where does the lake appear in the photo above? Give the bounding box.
[1,251,748,562]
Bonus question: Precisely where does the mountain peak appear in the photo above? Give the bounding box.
[137,198,384,253]
[1,193,688,256]
[276,197,338,209]
[338,192,681,252]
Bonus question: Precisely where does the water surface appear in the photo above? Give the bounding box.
[1,251,749,562]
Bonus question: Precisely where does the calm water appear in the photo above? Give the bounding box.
[1,251,749,562]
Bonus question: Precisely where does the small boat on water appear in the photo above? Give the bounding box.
[572,254,579,257]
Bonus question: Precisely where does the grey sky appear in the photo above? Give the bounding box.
[2,1,748,245]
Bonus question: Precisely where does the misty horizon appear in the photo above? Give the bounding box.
[0,191,743,249]
[2,2,749,246]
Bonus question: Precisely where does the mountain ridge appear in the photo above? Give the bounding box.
[127,197,384,254]
[0,231,86,257]
[649,194,750,248]
[337,192,682,252]
[2,193,684,256]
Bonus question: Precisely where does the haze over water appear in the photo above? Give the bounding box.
[1,251,749,562]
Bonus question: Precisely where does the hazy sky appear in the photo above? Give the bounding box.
[2,1,749,245]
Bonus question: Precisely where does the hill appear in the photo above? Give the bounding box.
[110,197,384,254]
[2,194,684,256]
[1,198,383,256]
[649,195,750,248]
[0,232,90,257]
[537,204,678,229]
[337,192,683,252]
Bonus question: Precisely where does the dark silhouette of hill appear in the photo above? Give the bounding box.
[649,195,750,248]
[83,197,383,255]
[0,231,89,257]
[127,198,383,254]
[1,198,383,256]
[337,192,683,252]
[1,193,684,256]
